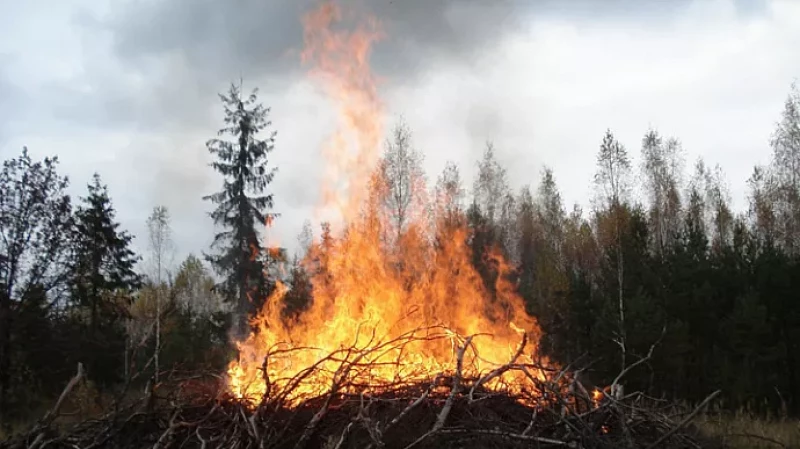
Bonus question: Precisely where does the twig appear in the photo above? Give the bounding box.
[293,344,361,449]
[332,422,354,449]
[434,335,472,431]
[468,333,526,402]
[726,432,787,448]
[645,389,721,449]
[402,336,473,449]
[385,374,441,432]
[152,409,180,449]
[611,325,666,395]
[437,428,570,446]
[27,363,85,449]
[357,392,384,448]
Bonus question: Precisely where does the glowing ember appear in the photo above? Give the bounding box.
[227,0,552,406]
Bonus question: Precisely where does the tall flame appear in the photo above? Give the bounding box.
[301,0,385,225]
[227,1,550,405]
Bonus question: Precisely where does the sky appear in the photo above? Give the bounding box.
[0,0,798,268]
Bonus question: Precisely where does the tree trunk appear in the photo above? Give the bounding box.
[615,203,626,372]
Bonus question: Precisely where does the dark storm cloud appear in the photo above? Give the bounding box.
[100,0,771,104]
[107,0,532,84]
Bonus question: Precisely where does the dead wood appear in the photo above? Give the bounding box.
[0,330,727,449]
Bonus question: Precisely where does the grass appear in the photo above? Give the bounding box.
[696,411,800,448]
[0,379,117,442]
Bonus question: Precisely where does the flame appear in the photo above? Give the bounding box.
[592,388,604,407]
[227,0,551,406]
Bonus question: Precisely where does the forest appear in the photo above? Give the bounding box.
[1,76,799,446]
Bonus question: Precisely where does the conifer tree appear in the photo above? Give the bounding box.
[71,174,141,326]
[203,82,278,338]
[70,173,141,385]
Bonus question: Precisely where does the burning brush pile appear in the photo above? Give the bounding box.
[0,2,724,448]
[0,335,722,449]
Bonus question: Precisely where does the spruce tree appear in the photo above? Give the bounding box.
[203,82,278,338]
[71,174,141,325]
[70,173,141,386]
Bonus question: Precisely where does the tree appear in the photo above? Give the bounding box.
[537,167,567,262]
[173,254,226,320]
[768,82,800,253]
[203,81,279,339]
[747,166,777,244]
[473,142,510,226]
[0,148,73,425]
[515,186,537,308]
[146,205,173,381]
[640,129,683,254]
[531,168,569,349]
[434,161,466,239]
[70,173,141,386]
[593,129,632,375]
[380,120,427,243]
[170,255,230,370]
[692,160,733,254]
[473,143,516,258]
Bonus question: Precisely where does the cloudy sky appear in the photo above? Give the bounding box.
[1,0,798,266]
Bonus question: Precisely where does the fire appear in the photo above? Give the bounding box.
[592,388,604,405]
[227,0,552,406]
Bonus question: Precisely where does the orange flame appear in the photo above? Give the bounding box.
[301,0,384,225]
[227,0,550,406]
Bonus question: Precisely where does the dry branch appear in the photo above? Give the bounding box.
[644,389,721,449]
[0,328,725,449]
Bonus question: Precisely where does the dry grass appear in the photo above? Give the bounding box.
[697,411,800,448]
[0,379,117,442]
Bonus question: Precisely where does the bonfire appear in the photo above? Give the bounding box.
[1,2,722,448]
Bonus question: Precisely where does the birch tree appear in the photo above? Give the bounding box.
[380,120,427,242]
[769,82,800,253]
[593,129,631,376]
[641,130,684,253]
[146,205,173,381]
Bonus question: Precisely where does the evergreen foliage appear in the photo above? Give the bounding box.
[203,82,279,338]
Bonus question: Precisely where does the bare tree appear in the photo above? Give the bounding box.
[689,160,733,253]
[434,161,465,231]
[769,82,800,253]
[747,165,778,243]
[380,120,428,242]
[593,129,631,374]
[473,142,510,225]
[146,206,173,382]
[473,142,516,257]
[704,164,734,253]
[640,129,684,254]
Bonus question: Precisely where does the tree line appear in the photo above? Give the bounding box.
[0,82,276,427]
[284,82,800,417]
[1,81,798,430]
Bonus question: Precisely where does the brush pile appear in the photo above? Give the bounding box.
[1,335,723,449]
